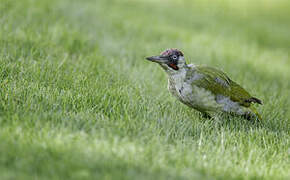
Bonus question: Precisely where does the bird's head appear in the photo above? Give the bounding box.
[146,48,187,74]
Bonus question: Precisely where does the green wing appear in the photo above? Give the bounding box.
[188,65,260,107]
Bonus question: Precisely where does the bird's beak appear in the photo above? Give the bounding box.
[145,55,168,63]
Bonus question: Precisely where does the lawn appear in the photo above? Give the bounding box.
[0,0,289,179]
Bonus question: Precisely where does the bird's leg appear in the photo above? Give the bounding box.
[242,113,252,121]
[242,112,261,122]
[201,112,212,119]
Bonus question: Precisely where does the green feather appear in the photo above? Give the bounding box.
[187,65,255,107]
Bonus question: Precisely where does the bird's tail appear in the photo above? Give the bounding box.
[248,106,262,121]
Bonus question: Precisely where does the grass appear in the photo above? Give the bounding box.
[0,0,289,179]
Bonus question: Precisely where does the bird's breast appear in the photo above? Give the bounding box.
[168,78,193,104]
[168,77,220,111]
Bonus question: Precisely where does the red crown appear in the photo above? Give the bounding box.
[160,48,184,56]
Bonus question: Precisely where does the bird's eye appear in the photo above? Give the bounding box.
[172,55,178,60]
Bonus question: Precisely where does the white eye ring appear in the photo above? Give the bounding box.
[172,55,178,60]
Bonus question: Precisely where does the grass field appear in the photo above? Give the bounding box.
[0,0,290,179]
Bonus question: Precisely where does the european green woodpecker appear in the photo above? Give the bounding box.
[146,48,262,120]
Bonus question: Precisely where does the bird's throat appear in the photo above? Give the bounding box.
[168,63,179,70]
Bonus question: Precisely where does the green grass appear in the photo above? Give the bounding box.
[0,0,289,179]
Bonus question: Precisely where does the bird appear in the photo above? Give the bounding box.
[145,48,262,120]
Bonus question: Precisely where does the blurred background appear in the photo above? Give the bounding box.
[0,0,289,179]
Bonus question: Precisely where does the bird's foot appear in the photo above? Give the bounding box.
[242,112,261,122]
[201,112,212,119]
